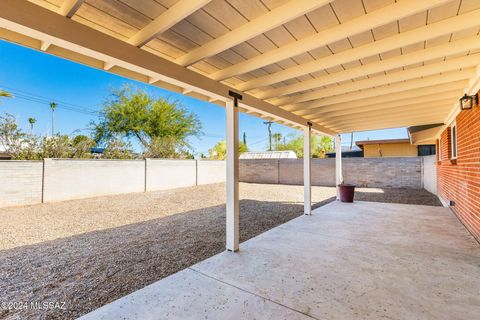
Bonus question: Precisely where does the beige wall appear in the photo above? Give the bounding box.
[197,160,226,185]
[363,143,418,158]
[43,159,145,202]
[0,157,427,208]
[0,161,43,207]
[422,155,437,195]
[146,159,197,191]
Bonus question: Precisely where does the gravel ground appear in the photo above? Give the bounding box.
[0,183,440,319]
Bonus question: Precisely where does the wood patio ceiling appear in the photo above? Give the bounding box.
[2,0,480,134]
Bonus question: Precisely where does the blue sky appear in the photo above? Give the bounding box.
[0,40,407,154]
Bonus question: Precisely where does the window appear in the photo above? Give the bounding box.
[451,123,457,159]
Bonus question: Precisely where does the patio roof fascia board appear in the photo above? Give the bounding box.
[285,70,474,114]
[270,55,480,106]
[258,36,480,100]
[0,0,336,136]
[305,91,463,120]
[211,0,452,82]
[175,0,332,67]
[236,8,480,92]
[58,0,84,18]
[127,0,213,47]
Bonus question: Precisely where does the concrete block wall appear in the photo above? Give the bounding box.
[240,159,279,184]
[241,157,423,189]
[197,160,226,185]
[43,159,145,202]
[343,157,422,188]
[146,159,197,191]
[0,160,43,207]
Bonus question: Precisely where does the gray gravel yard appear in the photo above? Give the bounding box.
[0,183,440,319]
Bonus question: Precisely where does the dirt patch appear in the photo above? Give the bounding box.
[0,183,440,319]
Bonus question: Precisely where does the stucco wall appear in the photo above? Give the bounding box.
[197,160,226,185]
[423,155,437,195]
[363,143,418,158]
[0,160,43,207]
[43,159,145,202]
[146,159,197,191]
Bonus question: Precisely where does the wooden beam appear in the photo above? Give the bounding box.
[175,0,330,66]
[331,114,447,133]
[286,70,474,113]
[317,102,454,126]
[237,8,480,91]
[211,0,450,82]
[127,0,211,47]
[334,117,446,133]
[0,0,335,136]
[271,55,480,106]
[40,40,50,51]
[286,81,467,114]
[306,91,462,120]
[58,0,84,18]
[259,36,480,100]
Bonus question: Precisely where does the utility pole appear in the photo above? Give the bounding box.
[243,132,247,146]
[50,102,57,136]
[263,121,273,151]
[350,132,354,150]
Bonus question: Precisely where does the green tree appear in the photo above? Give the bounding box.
[50,102,57,136]
[72,134,96,158]
[0,113,25,158]
[92,86,202,158]
[208,140,248,160]
[275,133,333,158]
[28,117,36,135]
[41,134,73,158]
[272,132,282,149]
[102,139,135,159]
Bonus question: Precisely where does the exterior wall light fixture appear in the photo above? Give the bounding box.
[459,93,478,110]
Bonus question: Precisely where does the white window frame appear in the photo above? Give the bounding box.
[438,137,442,161]
[450,122,457,159]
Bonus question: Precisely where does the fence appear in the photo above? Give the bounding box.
[0,157,434,208]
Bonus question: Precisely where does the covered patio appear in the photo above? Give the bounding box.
[1,0,480,319]
[80,201,480,319]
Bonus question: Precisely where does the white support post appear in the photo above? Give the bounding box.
[304,124,312,215]
[335,135,343,200]
[226,97,239,252]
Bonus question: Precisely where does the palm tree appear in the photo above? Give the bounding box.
[50,102,57,136]
[28,117,36,135]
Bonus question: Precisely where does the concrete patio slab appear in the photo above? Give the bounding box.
[79,201,480,320]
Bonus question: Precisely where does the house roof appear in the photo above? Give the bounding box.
[240,151,297,159]
[356,139,411,147]
[1,0,480,134]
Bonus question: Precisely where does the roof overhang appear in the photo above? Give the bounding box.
[408,124,446,145]
[1,0,480,135]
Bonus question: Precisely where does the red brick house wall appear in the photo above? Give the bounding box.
[437,103,480,241]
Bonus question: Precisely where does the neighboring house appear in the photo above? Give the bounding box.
[325,146,363,158]
[239,151,297,159]
[356,139,419,158]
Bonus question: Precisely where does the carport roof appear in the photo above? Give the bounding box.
[1,0,480,135]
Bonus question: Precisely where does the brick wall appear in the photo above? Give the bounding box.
[437,105,480,241]
[239,157,422,188]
